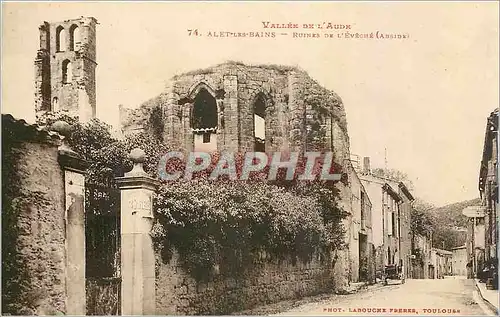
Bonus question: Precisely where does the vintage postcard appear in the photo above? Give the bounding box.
[2,1,499,316]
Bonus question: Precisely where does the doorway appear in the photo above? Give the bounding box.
[359,233,368,282]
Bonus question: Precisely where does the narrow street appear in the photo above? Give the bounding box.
[271,278,493,316]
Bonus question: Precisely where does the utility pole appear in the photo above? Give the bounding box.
[382,190,386,267]
[429,230,433,279]
[472,216,476,279]
[398,204,402,269]
[384,147,388,170]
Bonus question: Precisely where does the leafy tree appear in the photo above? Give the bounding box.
[411,198,435,236]
[410,198,469,250]
[432,228,466,250]
[371,167,415,190]
[427,199,478,250]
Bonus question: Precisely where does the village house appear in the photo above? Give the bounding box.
[344,163,375,284]
[2,5,499,316]
[451,245,467,276]
[466,217,486,279]
[356,157,414,280]
[430,248,452,279]
[478,108,498,289]
[411,233,432,279]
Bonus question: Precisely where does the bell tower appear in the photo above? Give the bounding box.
[34,17,98,122]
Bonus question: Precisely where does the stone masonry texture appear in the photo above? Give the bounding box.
[119,61,350,160]
[155,250,334,315]
[34,17,97,121]
[2,115,67,314]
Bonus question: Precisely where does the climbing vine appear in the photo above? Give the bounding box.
[33,111,348,283]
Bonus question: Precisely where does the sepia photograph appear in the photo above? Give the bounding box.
[1,1,499,316]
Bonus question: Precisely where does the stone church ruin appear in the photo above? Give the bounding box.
[119,61,351,162]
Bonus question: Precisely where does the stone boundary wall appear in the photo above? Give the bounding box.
[155,249,335,315]
[2,115,67,315]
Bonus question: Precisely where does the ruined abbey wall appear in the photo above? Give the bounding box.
[119,62,350,163]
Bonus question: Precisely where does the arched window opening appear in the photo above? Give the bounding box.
[69,24,80,51]
[56,26,66,52]
[254,93,266,152]
[192,88,218,152]
[62,60,72,83]
[52,97,59,112]
[192,88,217,129]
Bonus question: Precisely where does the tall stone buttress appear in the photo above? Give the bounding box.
[34,17,98,122]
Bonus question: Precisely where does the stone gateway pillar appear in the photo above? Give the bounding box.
[116,148,159,315]
[53,121,88,315]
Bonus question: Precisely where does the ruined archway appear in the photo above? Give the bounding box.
[191,88,218,152]
[62,60,72,83]
[69,24,80,51]
[56,26,66,52]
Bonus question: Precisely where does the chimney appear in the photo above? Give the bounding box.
[363,157,371,175]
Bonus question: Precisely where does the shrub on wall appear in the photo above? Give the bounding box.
[152,179,341,281]
[152,154,348,281]
[36,111,171,187]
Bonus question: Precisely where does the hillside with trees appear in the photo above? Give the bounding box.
[431,198,481,229]
[370,167,480,251]
[429,198,481,250]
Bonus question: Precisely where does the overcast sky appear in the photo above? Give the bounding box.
[2,2,498,207]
